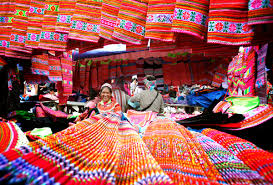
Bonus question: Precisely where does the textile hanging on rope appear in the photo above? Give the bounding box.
[31,54,49,76]
[207,0,254,45]
[60,51,73,96]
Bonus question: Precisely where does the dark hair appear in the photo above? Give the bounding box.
[145,75,156,81]
[100,86,112,94]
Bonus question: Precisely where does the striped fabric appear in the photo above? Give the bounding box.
[31,54,49,76]
[248,0,273,25]
[91,61,98,90]
[99,0,121,40]
[61,52,73,96]
[145,0,175,41]
[207,0,254,45]
[68,0,102,42]
[172,0,210,40]
[112,0,148,44]
[25,0,45,48]
[202,128,273,182]
[142,117,226,184]
[193,131,267,184]
[48,55,62,82]
[9,0,32,53]
[83,59,91,95]
[55,0,76,33]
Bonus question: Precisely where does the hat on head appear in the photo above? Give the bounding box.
[101,83,112,90]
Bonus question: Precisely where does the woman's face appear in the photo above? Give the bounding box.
[100,87,111,102]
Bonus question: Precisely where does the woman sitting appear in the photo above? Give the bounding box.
[74,83,121,122]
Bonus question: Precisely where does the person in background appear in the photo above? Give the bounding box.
[112,78,130,113]
[73,83,121,123]
[130,75,142,96]
[20,81,38,101]
[129,75,164,113]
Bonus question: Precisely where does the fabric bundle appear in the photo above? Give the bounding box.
[248,0,273,25]
[112,0,148,44]
[207,0,254,45]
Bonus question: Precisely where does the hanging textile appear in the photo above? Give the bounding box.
[25,0,45,48]
[83,59,92,95]
[153,57,164,90]
[55,0,76,33]
[112,0,148,44]
[48,55,62,82]
[211,63,228,88]
[78,59,86,90]
[172,0,210,40]
[90,61,98,90]
[99,0,121,40]
[145,0,175,41]
[248,0,273,25]
[31,54,49,76]
[149,39,176,52]
[60,51,73,96]
[68,0,102,42]
[207,0,254,45]
[8,0,32,53]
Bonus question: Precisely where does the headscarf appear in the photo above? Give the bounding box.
[144,79,156,90]
[101,83,112,91]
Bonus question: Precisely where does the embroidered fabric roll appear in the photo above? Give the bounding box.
[100,0,121,40]
[207,0,254,45]
[248,0,273,25]
[68,0,102,42]
[48,55,62,82]
[172,0,210,40]
[55,0,76,33]
[145,0,175,41]
[25,0,45,48]
[112,0,148,44]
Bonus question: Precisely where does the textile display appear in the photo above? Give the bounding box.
[0,120,29,153]
[248,0,273,25]
[83,59,91,95]
[31,54,49,76]
[172,0,210,40]
[255,43,268,104]
[39,102,68,120]
[48,56,62,82]
[78,59,86,90]
[202,128,273,182]
[0,57,7,69]
[90,61,98,89]
[207,0,254,45]
[211,64,228,88]
[1,113,273,184]
[112,0,148,44]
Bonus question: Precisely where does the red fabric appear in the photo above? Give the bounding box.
[91,62,98,90]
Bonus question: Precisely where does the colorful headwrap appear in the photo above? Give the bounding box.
[101,83,112,90]
[144,79,156,90]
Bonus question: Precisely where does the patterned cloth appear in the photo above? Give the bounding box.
[172,0,210,40]
[0,121,29,153]
[112,0,147,44]
[60,52,73,96]
[248,0,273,25]
[48,56,62,82]
[207,0,254,45]
[202,128,273,182]
[31,54,49,76]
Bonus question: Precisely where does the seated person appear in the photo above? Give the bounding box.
[129,75,164,113]
[74,83,121,122]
